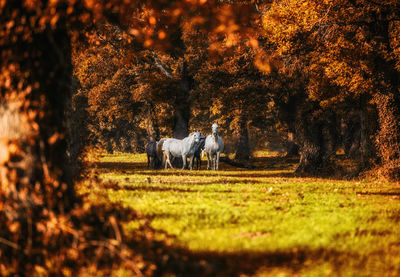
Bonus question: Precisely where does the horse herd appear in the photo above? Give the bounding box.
[146,123,224,170]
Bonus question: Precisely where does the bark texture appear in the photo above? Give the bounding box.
[0,3,75,270]
[234,114,251,160]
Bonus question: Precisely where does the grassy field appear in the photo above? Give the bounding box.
[79,152,400,276]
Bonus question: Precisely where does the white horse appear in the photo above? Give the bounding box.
[205,123,224,170]
[162,131,201,170]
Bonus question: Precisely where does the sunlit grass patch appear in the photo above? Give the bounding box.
[98,152,147,163]
[81,152,400,276]
[252,149,283,157]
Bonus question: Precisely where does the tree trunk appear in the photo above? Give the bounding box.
[66,88,90,179]
[0,5,75,270]
[173,109,189,139]
[342,108,361,159]
[173,61,191,139]
[145,102,160,141]
[1,22,74,205]
[234,115,251,160]
[284,131,299,157]
[295,111,325,175]
[374,91,400,179]
[358,95,377,168]
[370,19,400,180]
[324,112,339,159]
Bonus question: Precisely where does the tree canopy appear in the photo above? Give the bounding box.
[1,0,400,275]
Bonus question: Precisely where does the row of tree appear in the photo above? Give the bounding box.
[72,0,400,179]
[1,0,400,274]
[72,20,272,160]
[264,0,400,178]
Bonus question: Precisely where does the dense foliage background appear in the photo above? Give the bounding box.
[1,0,400,275]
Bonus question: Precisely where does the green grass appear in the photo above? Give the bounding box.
[80,152,400,276]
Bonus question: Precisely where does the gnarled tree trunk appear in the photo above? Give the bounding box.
[145,102,160,141]
[358,95,377,168]
[234,114,251,160]
[295,107,325,175]
[284,131,299,157]
[173,61,191,139]
[374,91,400,179]
[0,5,75,271]
[370,19,400,180]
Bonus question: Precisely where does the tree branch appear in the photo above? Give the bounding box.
[96,23,174,78]
[0,237,19,249]
[310,4,332,31]
[152,51,173,78]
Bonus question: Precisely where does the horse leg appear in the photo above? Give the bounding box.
[189,155,194,170]
[165,152,173,169]
[163,152,167,169]
[213,154,217,170]
[197,155,201,170]
[185,155,190,170]
[181,155,186,170]
[206,152,211,170]
[152,155,158,169]
[167,153,174,169]
[155,156,160,169]
[216,152,220,170]
[147,154,150,168]
[164,152,168,169]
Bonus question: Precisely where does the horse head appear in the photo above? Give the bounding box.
[211,123,219,136]
[193,130,201,144]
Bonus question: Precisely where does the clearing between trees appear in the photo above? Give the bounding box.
[78,151,400,276]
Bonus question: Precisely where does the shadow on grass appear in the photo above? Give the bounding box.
[86,188,390,276]
[101,182,244,193]
[96,161,297,179]
[124,219,361,276]
[97,164,356,182]
[163,247,360,277]
[226,156,300,171]
[137,171,297,179]
[89,157,385,275]
[101,198,362,276]
[103,183,196,193]
[95,154,356,183]
[95,155,299,172]
[357,191,400,196]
